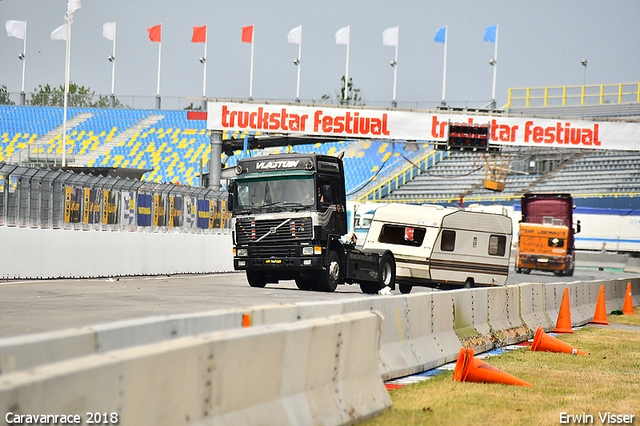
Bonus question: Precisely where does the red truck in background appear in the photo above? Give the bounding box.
[516,193,581,276]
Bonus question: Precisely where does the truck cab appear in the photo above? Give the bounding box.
[228,153,395,293]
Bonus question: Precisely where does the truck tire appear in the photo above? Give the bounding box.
[315,250,340,292]
[379,252,396,288]
[246,271,267,288]
[399,284,412,294]
[295,276,312,290]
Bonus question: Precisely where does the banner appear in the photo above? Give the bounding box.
[153,194,167,227]
[64,187,81,224]
[185,197,196,229]
[137,193,153,227]
[122,192,136,226]
[207,101,640,151]
[103,190,119,225]
[197,199,211,229]
[83,188,101,224]
[170,196,183,227]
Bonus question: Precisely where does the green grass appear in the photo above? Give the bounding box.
[363,306,640,426]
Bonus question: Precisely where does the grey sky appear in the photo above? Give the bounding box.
[1,0,639,110]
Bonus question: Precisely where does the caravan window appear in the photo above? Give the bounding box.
[378,224,426,247]
[441,230,456,251]
[488,234,507,256]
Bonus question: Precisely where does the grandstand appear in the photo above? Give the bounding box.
[2,95,640,210]
[0,105,398,194]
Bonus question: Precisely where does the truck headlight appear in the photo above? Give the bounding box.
[237,248,248,257]
[302,246,314,255]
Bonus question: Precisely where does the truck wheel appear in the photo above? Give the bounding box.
[565,266,574,277]
[360,282,380,294]
[516,267,522,274]
[379,253,396,288]
[246,271,267,288]
[399,284,412,294]
[315,250,340,292]
[295,276,312,290]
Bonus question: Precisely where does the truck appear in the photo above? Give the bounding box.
[228,152,396,294]
[361,203,513,293]
[515,193,580,276]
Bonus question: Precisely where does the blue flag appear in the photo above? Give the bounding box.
[484,25,497,43]
[434,27,446,44]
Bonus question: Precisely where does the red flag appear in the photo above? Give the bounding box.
[147,24,161,42]
[192,25,206,43]
[241,25,253,43]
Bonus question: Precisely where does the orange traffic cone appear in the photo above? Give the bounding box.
[531,325,589,356]
[590,285,609,325]
[623,282,636,315]
[453,348,532,387]
[552,287,574,333]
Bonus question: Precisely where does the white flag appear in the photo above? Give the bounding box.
[103,22,115,41]
[65,0,82,23]
[287,24,301,45]
[382,26,399,47]
[5,20,26,40]
[335,26,349,45]
[51,24,67,41]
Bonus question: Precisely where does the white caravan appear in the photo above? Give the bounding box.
[362,203,513,293]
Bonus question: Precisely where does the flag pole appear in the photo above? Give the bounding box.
[249,23,254,100]
[491,23,499,110]
[343,24,350,104]
[441,24,448,105]
[62,22,71,167]
[392,25,398,108]
[20,20,27,105]
[156,23,162,110]
[296,23,302,102]
[202,23,208,105]
[110,22,117,107]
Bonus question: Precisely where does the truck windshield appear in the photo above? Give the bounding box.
[233,175,315,211]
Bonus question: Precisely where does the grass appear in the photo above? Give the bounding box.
[363,306,640,426]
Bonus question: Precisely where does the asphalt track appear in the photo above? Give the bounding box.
[1,266,637,338]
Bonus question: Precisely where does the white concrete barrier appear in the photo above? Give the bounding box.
[486,286,528,345]
[452,288,493,352]
[0,312,391,426]
[0,227,233,279]
[518,283,554,332]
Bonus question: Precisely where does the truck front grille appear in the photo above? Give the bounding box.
[236,217,313,245]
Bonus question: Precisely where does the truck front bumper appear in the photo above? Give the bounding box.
[518,254,567,271]
[234,256,323,270]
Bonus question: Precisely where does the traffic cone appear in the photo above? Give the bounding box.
[552,287,574,333]
[453,348,532,387]
[530,325,589,356]
[622,282,636,315]
[590,285,609,325]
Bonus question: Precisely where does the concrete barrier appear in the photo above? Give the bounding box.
[486,286,528,345]
[452,288,494,352]
[0,227,233,279]
[518,283,554,332]
[0,312,391,426]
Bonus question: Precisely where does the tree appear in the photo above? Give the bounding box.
[321,76,364,106]
[28,82,125,108]
[0,85,15,106]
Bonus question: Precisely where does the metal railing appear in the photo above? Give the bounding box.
[357,149,449,202]
[506,83,640,108]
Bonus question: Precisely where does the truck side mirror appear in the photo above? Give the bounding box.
[227,182,235,208]
[575,219,581,234]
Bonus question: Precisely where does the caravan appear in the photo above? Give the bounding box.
[362,203,512,293]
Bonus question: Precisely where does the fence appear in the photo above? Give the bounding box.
[506,82,640,108]
[357,149,449,202]
[0,162,230,233]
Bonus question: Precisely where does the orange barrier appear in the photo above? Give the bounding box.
[453,348,532,387]
[531,326,588,356]
[623,282,636,315]
[242,314,251,327]
[590,285,609,325]
[552,287,574,333]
